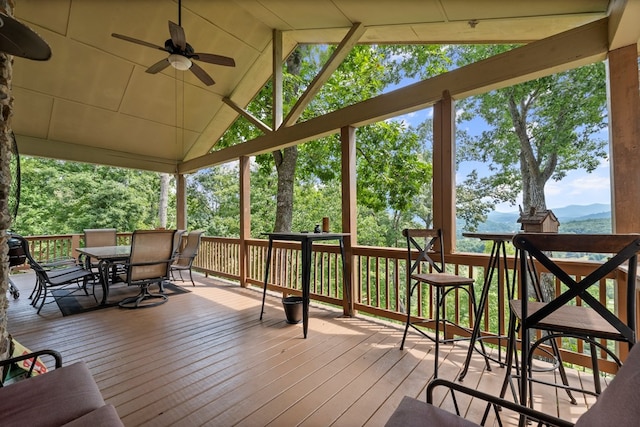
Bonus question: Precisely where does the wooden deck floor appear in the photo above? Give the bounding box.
[6,271,601,426]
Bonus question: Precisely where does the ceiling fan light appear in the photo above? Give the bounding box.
[168,53,191,70]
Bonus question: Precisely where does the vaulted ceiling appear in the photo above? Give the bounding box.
[9,0,636,174]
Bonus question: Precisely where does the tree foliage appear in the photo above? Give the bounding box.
[12,43,611,251]
[14,158,163,235]
[454,45,608,216]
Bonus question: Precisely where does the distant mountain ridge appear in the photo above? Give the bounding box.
[476,203,611,233]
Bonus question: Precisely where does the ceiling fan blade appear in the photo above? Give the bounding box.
[189,62,215,86]
[192,52,235,67]
[112,33,166,51]
[146,58,170,74]
[168,21,186,50]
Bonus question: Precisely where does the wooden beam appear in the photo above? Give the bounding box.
[179,18,608,173]
[176,174,187,230]
[432,92,456,253]
[222,97,272,134]
[273,29,283,129]
[283,23,366,127]
[341,126,357,317]
[239,156,251,287]
[18,135,179,174]
[607,0,640,50]
[608,44,640,233]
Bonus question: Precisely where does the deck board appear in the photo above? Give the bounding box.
[6,271,601,426]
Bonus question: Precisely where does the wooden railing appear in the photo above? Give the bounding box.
[18,234,636,374]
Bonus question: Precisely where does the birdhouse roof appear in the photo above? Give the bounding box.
[517,209,560,225]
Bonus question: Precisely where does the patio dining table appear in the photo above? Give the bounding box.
[76,245,130,305]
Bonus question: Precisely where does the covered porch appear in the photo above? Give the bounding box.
[7,270,600,426]
[2,1,639,425]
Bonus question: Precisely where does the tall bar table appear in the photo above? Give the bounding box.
[260,232,349,338]
[458,232,516,381]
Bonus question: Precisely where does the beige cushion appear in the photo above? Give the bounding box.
[384,395,478,427]
[576,344,640,427]
[0,361,106,427]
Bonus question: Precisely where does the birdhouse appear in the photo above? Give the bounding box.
[517,207,560,233]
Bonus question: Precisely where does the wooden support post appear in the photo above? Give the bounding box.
[176,173,187,230]
[239,156,251,287]
[341,126,357,316]
[432,91,456,253]
[273,29,283,130]
[608,44,640,233]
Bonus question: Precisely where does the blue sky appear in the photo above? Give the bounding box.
[392,107,611,213]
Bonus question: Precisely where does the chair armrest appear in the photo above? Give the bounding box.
[427,378,575,427]
[1,349,63,385]
[42,257,79,268]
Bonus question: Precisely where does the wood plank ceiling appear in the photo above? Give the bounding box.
[9,0,622,174]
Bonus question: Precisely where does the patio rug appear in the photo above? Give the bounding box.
[52,282,190,316]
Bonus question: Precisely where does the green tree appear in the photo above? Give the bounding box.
[219,44,450,234]
[454,45,607,216]
[14,158,163,235]
[186,166,240,237]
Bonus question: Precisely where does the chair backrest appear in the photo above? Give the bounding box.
[175,230,204,267]
[127,230,176,282]
[513,232,640,346]
[84,228,117,247]
[10,233,47,277]
[172,229,186,257]
[402,229,445,278]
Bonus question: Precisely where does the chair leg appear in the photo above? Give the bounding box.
[400,282,416,350]
[36,284,49,314]
[434,286,442,379]
[118,284,168,309]
[29,277,39,300]
[549,336,578,404]
[589,339,602,395]
[188,268,195,287]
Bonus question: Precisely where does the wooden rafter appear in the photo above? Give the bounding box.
[180,18,608,174]
[282,23,366,128]
[222,97,272,134]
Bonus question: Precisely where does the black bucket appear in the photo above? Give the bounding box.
[282,296,303,324]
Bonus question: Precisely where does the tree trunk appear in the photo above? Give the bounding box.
[271,49,302,232]
[273,147,297,232]
[158,172,170,228]
[0,0,14,359]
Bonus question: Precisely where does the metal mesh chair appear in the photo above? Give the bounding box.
[12,234,95,314]
[171,230,203,287]
[118,229,176,309]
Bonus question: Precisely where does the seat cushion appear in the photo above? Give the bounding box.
[384,396,478,427]
[576,344,640,427]
[62,404,124,427]
[0,361,106,427]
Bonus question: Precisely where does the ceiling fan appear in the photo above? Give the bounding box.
[111,0,235,86]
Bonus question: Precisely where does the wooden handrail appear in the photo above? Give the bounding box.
[18,233,636,374]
